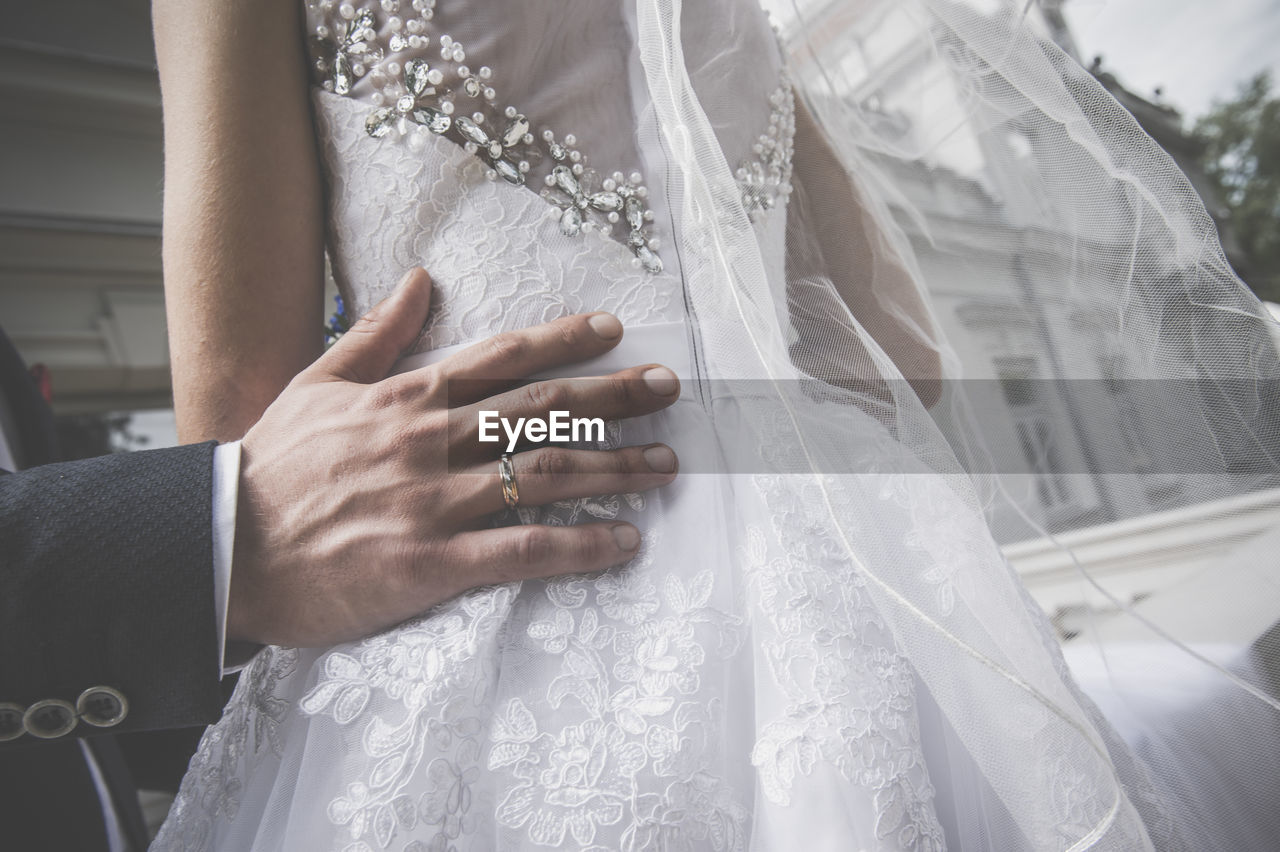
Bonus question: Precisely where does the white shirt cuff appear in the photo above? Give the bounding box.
[211,440,242,677]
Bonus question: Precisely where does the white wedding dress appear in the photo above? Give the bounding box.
[151,1,1266,850]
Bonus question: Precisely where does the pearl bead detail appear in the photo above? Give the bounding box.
[737,77,797,222]
[315,2,673,273]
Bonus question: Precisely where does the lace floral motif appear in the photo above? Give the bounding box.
[299,587,513,851]
[310,91,681,351]
[747,474,946,850]
[875,473,985,616]
[489,536,751,851]
[154,648,299,847]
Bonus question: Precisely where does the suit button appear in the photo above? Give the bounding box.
[76,686,129,728]
[23,699,77,739]
[0,703,25,741]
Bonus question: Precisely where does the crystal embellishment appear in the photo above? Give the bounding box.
[404,58,432,97]
[311,8,382,97]
[736,76,796,222]
[306,0,665,273]
[411,106,451,134]
[365,107,395,137]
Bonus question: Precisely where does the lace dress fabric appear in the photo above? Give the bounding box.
[155,2,1166,850]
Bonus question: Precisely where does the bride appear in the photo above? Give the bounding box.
[152,0,1279,849]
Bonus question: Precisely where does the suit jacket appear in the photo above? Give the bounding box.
[0,327,226,848]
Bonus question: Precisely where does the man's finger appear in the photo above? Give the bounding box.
[451,444,678,519]
[435,312,625,404]
[442,522,642,590]
[315,268,433,384]
[449,365,680,461]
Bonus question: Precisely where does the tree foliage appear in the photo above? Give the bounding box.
[1195,71,1280,303]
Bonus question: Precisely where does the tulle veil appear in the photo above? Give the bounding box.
[642,0,1280,847]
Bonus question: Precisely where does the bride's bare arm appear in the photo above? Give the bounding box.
[154,0,325,442]
[788,94,943,407]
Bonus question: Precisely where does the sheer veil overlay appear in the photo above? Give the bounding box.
[156,0,1280,849]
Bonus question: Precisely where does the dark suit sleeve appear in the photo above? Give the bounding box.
[0,442,226,746]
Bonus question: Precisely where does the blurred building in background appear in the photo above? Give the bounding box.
[771,0,1280,636]
[0,0,167,418]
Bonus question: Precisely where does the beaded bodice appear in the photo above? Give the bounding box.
[303,0,795,351]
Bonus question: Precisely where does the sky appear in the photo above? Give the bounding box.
[1063,0,1280,121]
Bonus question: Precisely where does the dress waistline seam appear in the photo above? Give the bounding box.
[391,320,693,397]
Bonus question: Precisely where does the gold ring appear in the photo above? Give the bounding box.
[499,453,519,509]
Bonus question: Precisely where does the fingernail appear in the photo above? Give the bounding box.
[612,524,641,551]
[643,445,676,473]
[588,313,622,339]
[399,267,421,288]
[643,366,679,396]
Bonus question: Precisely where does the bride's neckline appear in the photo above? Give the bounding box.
[304,0,795,271]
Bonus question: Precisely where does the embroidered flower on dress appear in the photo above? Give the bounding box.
[594,569,660,626]
[496,717,647,846]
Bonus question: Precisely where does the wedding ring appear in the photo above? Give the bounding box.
[499,453,520,509]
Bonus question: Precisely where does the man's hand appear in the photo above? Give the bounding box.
[227,268,680,647]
